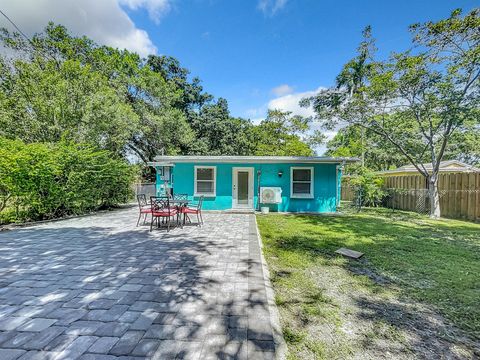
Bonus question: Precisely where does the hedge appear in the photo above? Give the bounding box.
[0,138,136,224]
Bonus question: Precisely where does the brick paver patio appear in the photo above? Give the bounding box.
[0,208,279,359]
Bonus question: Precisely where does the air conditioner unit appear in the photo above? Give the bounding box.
[260,187,282,204]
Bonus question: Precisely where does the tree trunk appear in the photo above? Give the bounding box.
[361,127,365,168]
[428,175,441,219]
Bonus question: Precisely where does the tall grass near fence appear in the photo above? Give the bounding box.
[0,137,136,224]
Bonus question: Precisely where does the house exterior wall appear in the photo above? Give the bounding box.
[157,162,341,213]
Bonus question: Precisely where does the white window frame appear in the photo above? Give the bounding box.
[290,167,314,199]
[194,166,216,197]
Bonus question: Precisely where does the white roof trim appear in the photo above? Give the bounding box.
[146,162,175,167]
[151,155,358,164]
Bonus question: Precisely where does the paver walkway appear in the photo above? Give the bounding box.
[0,208,279,359]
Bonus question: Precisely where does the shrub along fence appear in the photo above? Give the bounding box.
[342,173,480,222]
[0,138,135,224]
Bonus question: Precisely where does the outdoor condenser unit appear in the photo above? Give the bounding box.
[260,187,282,204]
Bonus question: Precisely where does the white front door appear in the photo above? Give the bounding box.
[232,167,254,209]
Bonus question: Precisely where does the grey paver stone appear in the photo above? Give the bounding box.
[98,305,129,322]
[0,348,27,360]
[0,306,20,320]
[223,341,248,360]
[174,326,207,340]
[227,327,248,341]
[130,339,160,356]
[44,308,87,325]
[79,354,118,360]
[109,331,144,355]
[88,337,119,354]
[152,313,176,325]
[43,334,77,352]
[23,326,66,350]
[117,312,140,324]
[143,325,175,339]
[17,350,51,360]
[129,310,157,331]
[2,331,36,348]
[118,285,142,292]
[0,211,277,359]
[54,336,98,360]
[17,318,57,332]
[94,322,130,337]
[176,341,204,360]
[87,299,117,310]
[0,330,17,344]
[0,317,30,331]
[65,321,103,336]
[82,310,107,321]
[151,340,178,359]
[12,307,45,318]
[247,317,274,341]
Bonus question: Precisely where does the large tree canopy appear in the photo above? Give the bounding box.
[302,9,480,218]
[250,109,324,156]
[0,23,319,162]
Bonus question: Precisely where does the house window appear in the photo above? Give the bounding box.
[291,167,314,198]
[194,166,216,196]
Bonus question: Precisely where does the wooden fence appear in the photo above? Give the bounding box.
[341,173,480,222]
[341,182,355,201]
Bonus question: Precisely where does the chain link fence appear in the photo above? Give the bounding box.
[133,183,156,199]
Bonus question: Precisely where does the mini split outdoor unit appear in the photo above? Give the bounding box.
[260,187,282,204]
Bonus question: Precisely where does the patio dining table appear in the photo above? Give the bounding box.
[146,196,193,228]
[168,199,190,225]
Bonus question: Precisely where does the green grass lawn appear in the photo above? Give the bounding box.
[257,207,480,359]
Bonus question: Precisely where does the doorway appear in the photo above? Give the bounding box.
[232,167,254,209]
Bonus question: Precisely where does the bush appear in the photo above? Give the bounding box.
[0,138,135,224]
[349,169,386,207]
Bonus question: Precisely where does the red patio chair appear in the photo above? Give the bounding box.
[150,197,178,232]
[136,194,152,226]
[180,196,204,226]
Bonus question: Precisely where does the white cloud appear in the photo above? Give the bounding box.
[119,0,171,24]
[271,84,294,97]
[0,0,171,57]
[268,87,324,118]
[257,0,288,16]
[268,87,340,155]
[243,86,340,154]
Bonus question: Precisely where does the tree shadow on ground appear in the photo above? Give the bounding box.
[259,212,480,358]
[0,210,277,358]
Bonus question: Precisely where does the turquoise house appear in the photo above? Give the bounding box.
[148,156,356,213]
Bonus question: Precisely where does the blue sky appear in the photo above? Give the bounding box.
[122,0,479,120]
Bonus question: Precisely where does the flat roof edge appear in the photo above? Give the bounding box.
[152,156,359,164]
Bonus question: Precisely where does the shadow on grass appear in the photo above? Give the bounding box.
[257,210,480,357]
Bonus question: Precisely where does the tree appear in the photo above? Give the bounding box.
[325,125,407,172]
[302,9,480,218]
[334,26,375,167]
[0,23,318,164]
[189,98,254,155]
[250,109,323,156]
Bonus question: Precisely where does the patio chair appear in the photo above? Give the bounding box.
[150,196,178,232]
[173,193,188,200]
[180,196,204,226]
[136,194,152,226]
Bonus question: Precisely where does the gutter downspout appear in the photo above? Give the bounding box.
[257,169,262,212]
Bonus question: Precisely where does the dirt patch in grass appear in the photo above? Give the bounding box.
[258,208,480,359]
